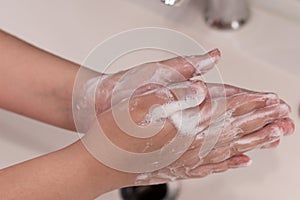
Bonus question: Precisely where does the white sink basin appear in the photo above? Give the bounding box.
[0,0,299,199]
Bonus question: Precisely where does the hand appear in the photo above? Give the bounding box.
[74,49,221,132]
[76,49,294,187]
[88,78,294,186]
[134,84,294,184]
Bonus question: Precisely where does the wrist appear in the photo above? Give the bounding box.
[71,140,136,196]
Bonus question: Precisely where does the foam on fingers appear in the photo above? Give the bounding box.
[232,102,290,135]
[185,48,221,76]
[232,118,294,153]
[148,81,207,123]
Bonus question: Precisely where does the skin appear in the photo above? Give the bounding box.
[98,80,293,185]
[0,29,295,199]
[0,30,79,131]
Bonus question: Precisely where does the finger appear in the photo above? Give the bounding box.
[190,136,250,166]
[116,48,220,94]
[171,91,280,135]
[233,118,295,153]
[232,103,290,135]
[165,92,284,160]
[170,142,230,169]
[260,139,280,149]
[109,49,218,99]
[159,48,221,79]
[226,92,280,116]
[206,83,281,99]
[97,49,220,111]
[231,102,291,136]
[194,145,232,166]
[206,83,250,99]
[146,81,207,122]
[213,98,289,147]
[215,102,290,146]
[164,80,206,102]
[260,118,295,149]
[280,99,292,111]
[272,118,295,136]
[187,154,251,177]
[184,117,293,165]
[130,80,207,123]
[173,90,281,133]
[197,83,282,122]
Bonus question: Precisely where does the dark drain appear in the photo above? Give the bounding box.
[120,184,168,200]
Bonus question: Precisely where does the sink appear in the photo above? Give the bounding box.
[0,0,299,199]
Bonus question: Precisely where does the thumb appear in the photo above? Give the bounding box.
[159,48,221,79]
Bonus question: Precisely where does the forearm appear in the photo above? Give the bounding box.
[0,140,134,200]
[0,30,97,131]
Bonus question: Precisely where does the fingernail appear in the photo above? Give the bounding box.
[261,140,280,149]
[285,121,295,136]
[231,157,252,168]
[184,48,221,75]
[229,155,252,168]
[264,93,280,106]
[196,49,221,72]
[278,103,291,117]
[208,48,221,59]
[269,126,283,138]
[237,159,253,167]
[276,119,295,136]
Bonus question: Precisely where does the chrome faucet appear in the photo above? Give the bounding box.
[161,0,182,6]
[205,0,250,30]
[161,0,250,30]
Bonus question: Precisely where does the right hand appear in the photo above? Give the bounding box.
[92,79,294,185]
[77,49,294,186]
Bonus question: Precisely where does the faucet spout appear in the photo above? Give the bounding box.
[205,0,250,30]
[160,0,250,30]
[161,0,181,6]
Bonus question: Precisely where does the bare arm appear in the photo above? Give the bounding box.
[0,30,88,130]
[0,140,135,200]
[0,30,123,198]
[0,30,294,199]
